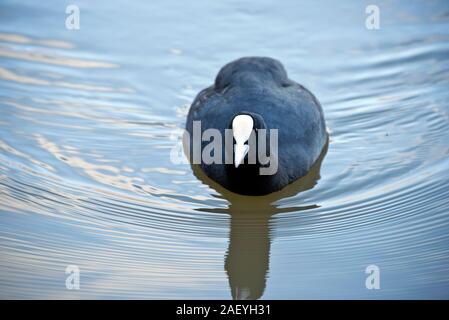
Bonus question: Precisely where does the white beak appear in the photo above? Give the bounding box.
[234,144,249,168]
[232,115,253,168]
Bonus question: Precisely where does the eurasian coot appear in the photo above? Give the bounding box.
[186,57,327,195]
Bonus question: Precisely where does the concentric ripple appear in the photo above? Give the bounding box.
[1,0,449,299]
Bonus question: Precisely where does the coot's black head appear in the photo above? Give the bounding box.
[228,111,270,173]
[215,57,292,91]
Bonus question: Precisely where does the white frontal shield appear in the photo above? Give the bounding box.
[232,115,253,168]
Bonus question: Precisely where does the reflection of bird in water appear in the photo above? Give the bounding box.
[191,143,327,299]
[225,200,272,299]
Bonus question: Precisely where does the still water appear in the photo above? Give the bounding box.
[1,0,449,299]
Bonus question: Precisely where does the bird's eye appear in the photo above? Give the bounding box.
[217,83,230,95]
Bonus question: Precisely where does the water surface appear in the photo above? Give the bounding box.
[1,0,449,299]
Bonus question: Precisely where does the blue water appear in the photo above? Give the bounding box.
[1,0,449,299]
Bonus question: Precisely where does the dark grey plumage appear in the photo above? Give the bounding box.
[186,57,327,195]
